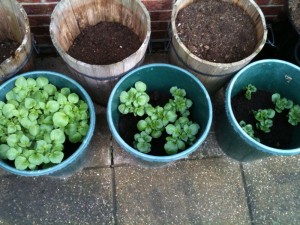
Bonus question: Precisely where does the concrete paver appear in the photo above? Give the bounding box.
[114,158,250,225]
[0,168,114,225]
[243,155,300,225]
[84,105,112,168]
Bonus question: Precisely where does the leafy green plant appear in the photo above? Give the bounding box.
[118,81,200,155]
[118,81,150,116]
[253,109,275,133]
[244,84,257,100]
[239,120,260,142]
[0,76,90,170]
[288,104,300,126]
[271,93,293,113]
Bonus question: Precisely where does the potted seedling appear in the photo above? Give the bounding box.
[118,81,200,155]
[216,59,300,162]
[107,64,212,163]
[0,71,95,176]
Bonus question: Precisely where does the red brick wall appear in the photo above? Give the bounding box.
[16,0,288,54]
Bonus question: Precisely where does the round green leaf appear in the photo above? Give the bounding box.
[68,93,79,104]
[46,100,60,113]
[50,129,66,143]
[25,98,36,109]
[135,81,147,92]
[164,141,178,155]
[0,144,9,159]
[49,151,64,164]
[29,153,44,165]
[69,132,82,143]
[6,148,19,160]
[15,156,29,170]
[36,77,49,88]
[53,112,69,127]
[120,91,129,103]
[137,120,147,131]
[3,104,16,118]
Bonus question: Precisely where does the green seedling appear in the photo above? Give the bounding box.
[271,93,293,113]
[239,120,260,142]
[0,76,90,170]
[244,84,257,100]
[288,104,300,126]
[253,109,275,133]
[118,82,200,155]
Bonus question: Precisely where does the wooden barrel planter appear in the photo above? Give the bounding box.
[50,0,151,105]
[170,0,267,94]
[0,0,34,84]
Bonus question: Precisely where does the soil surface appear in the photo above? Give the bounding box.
[118,91,194,156]
[0,39,20,63]
[232,90,297,149]
[67,21,142,65]
[289,0,300,33]
[175,0,257,63]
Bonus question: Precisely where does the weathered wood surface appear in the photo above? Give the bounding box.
[50,0,151,105]
[0,0,32,81]
[170,0,267,93]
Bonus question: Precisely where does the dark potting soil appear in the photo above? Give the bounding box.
[232,90,297,149]
[67,21,142,65]
[175,0,257,63]
[0,39,20,63]
[118,91,182,156]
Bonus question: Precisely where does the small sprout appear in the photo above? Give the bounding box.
[244,84,257,100]
[288,104,300,126]
[271,93,293,113]
[134,131,152,153]
[239,121,260,142]
[254,109,275,133]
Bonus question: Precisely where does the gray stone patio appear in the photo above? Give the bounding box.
[0,55,299,224]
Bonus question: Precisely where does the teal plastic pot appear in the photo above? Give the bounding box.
[107,63,212,163]
[216,59,300,162]
[0,71,95,176]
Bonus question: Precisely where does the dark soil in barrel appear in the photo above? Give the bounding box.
[289,0,300,33]
[0,39,20,63]
[231,89,298,149]
[67,21,142,65]
[175,0,257,63]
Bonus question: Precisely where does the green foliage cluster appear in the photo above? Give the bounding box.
[118,81,200,155]
[0,76,90,170]
[253,109,275,133]
[271,93,293,113]
[239,120,260,142]
[243,84,257,100]
[240,84,300,142]
[288,105,300,126]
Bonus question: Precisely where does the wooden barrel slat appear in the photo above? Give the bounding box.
[170,0,267,94]
[0,0,33,83]
[50,0,151,105]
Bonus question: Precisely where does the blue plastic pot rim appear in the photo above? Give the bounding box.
[0,71,96,176]
[107,63,213,162]
[226,59,300,155]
